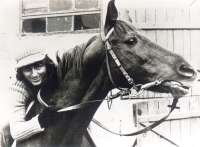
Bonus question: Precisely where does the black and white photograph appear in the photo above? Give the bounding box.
[0,0,200,146]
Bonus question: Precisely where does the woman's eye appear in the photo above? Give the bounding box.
[35,66,41,70]
[35,63,44,70]
[35,64,43,70]
[126,37,137,45]
[22,67,31,72]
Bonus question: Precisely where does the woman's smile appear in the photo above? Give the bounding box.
[22,62,47,86]
[30,76,42,82]
[30,76,40,81]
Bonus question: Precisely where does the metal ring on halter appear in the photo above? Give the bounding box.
[131,89,144,97]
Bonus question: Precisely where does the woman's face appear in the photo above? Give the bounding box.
[22,62,47,86]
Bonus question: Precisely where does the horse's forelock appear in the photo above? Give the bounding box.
[113,20,138,38]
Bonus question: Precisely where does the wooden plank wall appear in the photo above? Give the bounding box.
[119,7,200,147]
[134,96,200,147]
[119,7,200,98]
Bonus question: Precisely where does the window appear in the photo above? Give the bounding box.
[20,0,101,35]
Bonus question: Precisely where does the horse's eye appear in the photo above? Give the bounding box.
[126,37,137,46]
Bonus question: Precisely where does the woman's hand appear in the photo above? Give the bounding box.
[38,101,60,128]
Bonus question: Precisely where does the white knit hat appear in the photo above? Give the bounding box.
[15,48,46,68]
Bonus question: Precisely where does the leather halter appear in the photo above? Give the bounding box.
[36,28,180,137]
[101,28,162,95]
[102,28,138,91]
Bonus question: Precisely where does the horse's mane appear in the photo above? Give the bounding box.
[57,35,98,81]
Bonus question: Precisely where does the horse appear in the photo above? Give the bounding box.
[17,0,197,146]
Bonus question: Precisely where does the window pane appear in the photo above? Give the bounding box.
[47,16,73,32]
[22,0,48,14]
[75,0,98,9]
[74,14,100,30]
[49,0,73,12]
[22,18,46,33]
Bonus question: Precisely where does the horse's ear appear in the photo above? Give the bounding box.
[104,0,118,34]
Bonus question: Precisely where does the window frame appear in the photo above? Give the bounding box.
[19,0,103,36]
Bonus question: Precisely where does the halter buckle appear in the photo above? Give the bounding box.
[155,79,162,85]
[128,78,134,85]
[106,41,112,50]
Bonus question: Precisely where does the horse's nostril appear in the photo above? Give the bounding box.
[179,65,194,77]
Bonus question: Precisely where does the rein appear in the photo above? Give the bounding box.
[36,28,180,137]
[92,98,179,136]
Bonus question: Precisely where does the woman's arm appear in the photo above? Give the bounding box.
[9,81,44,141]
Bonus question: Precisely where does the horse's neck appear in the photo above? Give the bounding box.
[55,34,112,108]
[81,35,113,102]
[81,60,112,103]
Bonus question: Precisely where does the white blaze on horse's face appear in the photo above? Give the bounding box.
[22,62,47,86]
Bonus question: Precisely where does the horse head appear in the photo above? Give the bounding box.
[103,0,197,98]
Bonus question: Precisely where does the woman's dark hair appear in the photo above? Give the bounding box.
[16,55,56,82]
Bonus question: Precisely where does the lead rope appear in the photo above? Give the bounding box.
[37,79,162,112]
[37,88,49,108]
[92,98,179,137]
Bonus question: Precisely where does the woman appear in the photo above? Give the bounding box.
[1,48,60,147]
